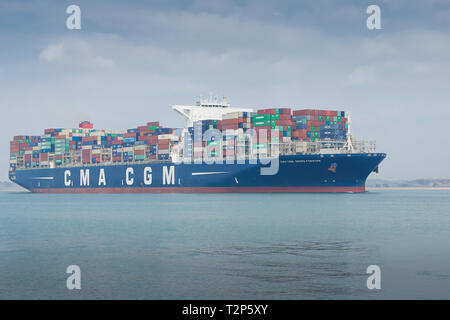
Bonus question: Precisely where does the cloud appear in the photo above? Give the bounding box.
[39,43,63,62]
[346,65,377,85]
[39,38,116,69]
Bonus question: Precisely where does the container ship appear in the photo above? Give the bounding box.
[8,98,386,193]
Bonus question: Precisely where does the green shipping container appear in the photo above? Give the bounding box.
[311,126,315,132]
[207,140,220,146]
[253,120,271,126]
[311,137,316,142]
[252,114,271,121]
[135,155,145,160]
[253,143,268,149]
[318,115,323,121]
[208,151,220,157]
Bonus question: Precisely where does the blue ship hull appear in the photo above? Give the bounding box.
[9,153,386,193]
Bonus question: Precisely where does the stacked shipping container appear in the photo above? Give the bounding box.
[9,108,349,172]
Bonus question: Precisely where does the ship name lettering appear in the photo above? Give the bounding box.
[80,169,90,186]
[126,167,134,185]
[144,167,152,185]
[98,168,106,186]
[64,170,71,187]
[163,166,175,185]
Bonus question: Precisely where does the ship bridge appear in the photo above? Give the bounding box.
[172,97,253,126]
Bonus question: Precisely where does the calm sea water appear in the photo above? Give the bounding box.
[0,190,449,299]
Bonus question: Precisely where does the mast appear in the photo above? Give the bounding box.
[344,110,354,152]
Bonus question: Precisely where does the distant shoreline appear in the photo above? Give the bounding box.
[367,187,450,191]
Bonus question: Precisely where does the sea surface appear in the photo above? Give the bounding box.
[0,190,449,299]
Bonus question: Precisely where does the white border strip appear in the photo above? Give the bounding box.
[191,172,228,176]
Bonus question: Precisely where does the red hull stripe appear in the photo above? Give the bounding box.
[30,186,365,193]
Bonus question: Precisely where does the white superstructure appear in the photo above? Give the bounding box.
[172,96,253,127]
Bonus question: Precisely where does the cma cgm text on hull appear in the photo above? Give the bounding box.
[9,98,386,193]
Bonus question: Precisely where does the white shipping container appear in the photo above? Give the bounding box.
[158,134,173,140]
[222,112,241,120]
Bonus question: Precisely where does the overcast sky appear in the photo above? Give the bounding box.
[1,0,449,180]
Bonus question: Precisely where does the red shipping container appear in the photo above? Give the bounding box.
[135,150,145,155]
[222,119,239,125]
[221,124,238,130]
[293,109,315,116]
[82,136,97,142]
[279,108,291,114]
[275,120,292,126]
[124,132,137,138]
[278,113,291,120]
[147,122,160,127]
[158,139,171,144]
[79,121,93,129]
[257,108,276,115]
[158,143,170,149]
